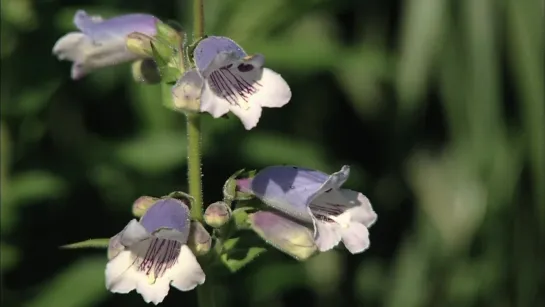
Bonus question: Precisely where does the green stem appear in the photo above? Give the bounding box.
[186,113,203,221]
[189,1,213,306]
[193,0,205,38]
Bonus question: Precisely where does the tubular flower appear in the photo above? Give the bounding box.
[53,10,158,79]
[105,198,205,304]
[191,36,291,130]
[238,165,377,254]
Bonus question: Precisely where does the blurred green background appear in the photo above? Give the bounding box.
[1,0,544,306]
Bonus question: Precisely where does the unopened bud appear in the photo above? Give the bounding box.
[126,32,154,57]
[131,59,161,84]
[132,196,159,217]
[249,211,317,261]
[156,21,183,46]
[170,69,203,113]
[187,221,211,256]
[204,201,231,228]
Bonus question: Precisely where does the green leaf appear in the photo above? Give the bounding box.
[220,232,267,273]
[60,238,110,249]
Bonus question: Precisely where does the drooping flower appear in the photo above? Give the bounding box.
[53,10,159,79]
[238,165,377,254]
[191,36,292,130]
[249,210,317,260]
[106,198,205,304]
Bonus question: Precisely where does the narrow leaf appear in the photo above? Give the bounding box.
[60,238,110,249]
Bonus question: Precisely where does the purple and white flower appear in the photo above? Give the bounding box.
[53,10,158,79]
[191,36,291,130]
[238,165,377,254]
[106,198,205,304]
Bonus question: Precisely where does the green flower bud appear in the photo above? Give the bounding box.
[204,201,231,228]
[187,221,212,256]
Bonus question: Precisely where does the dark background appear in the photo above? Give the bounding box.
[1,0,544,306]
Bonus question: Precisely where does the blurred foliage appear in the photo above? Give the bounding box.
[1,0,544,306]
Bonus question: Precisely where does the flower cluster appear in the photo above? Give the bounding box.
[54,10,376,305]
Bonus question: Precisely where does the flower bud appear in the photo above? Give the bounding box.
[204,201,231,228]
[249,211,317,261]
[170,69,203,113]
[131,58,161,84]
[187,221,211,256]
[132,196,159,217]
[126,32,154,57]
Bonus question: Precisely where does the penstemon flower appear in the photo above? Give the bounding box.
[106,198,205,304]
[189,36,292,130]
[52,10,159,79]
[237,165,377,254]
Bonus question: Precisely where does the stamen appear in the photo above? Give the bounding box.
[207,64,262,110]
[137,238,181,280]
[309,202,345,223]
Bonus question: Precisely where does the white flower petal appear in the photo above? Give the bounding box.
[119,219,150,246]
[170,245,206,291]
[340,222,370,254]
[105,251,139,293]
[313,218,342,252]
[228,104,263,130]
[246,68,291,108]
[339,189,377,227]
[52,32,89,62]
[200,81,230,118]
[135,276,171,305]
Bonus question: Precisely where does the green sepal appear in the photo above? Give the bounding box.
[60,238,110,249]
[223,169,258,202]
[219,232,267,273]
[223,168,247,202]
[186,35,208,65]
[150,42,182,84]
[164,191,195,208]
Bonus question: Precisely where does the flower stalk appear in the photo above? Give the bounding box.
[187,0,214,306]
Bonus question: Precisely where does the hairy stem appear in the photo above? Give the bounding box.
[188,0,216,307]
[186,113,203,221]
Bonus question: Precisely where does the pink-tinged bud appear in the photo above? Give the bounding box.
[249,211,317,261]
[203,201,231,228]
[187,221,211,256]
[132,196,159,217]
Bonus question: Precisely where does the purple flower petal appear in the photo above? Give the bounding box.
[74,10,158,41]
[193,36,246,73]
[244,166,350,223]
[140,198,190,235]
